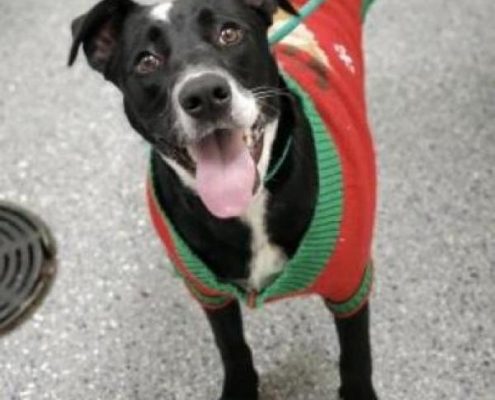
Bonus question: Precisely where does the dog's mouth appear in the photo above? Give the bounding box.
[188,120,265,219]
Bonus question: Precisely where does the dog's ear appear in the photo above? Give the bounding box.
[244,0,297,25]
[68,0,137,75]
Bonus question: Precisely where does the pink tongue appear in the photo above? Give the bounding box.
[192,130,256,219]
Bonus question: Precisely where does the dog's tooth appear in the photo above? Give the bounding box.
[244,132,254,148]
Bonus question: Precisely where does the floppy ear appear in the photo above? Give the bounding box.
[68,0,137,76]
[244,0,297,24]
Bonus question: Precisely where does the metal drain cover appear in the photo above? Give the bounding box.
[0,202,57,334]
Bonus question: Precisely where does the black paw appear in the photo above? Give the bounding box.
[218,389,258,400]
[218,369,259,400]
[339,385,378,400]
[219,396,258,400]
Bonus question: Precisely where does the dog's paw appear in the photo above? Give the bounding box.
[218,385,258,400]
[339,385,378,400]
[218,367,259,400]
[218,387,258,400]
[218,393,258,400]
[218,397,258,400]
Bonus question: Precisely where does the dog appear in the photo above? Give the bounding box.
[69,0,378,399]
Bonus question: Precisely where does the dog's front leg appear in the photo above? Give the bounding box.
[326,301,378,400]
[204,301,259,400]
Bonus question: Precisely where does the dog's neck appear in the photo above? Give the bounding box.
[151,73,318,284]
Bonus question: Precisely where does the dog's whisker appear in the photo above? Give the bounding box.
[252,90,294,100]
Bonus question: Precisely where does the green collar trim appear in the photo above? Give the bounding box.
[263,135,293,183]
[150,73,343,308]
[326,261,374,316]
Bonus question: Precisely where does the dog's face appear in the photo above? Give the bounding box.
[70,0,295,218]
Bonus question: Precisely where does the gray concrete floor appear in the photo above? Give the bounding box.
[1,0,494,399]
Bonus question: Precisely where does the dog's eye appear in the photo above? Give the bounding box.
[135,52,163,75]
[218,25,244,47]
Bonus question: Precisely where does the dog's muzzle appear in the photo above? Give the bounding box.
[171,70,264,219]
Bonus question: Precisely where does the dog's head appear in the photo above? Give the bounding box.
[69,0,296,218]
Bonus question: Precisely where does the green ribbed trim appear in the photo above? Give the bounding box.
[326,261,373,316]
[149,164,248,305]
[255,75,343,306]
[150,73,343,308]
[362,0,376,20]
[184,281,234,308]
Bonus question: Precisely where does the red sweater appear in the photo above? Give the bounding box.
[147,0,376,317]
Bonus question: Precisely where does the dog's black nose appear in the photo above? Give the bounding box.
[178,74,232,120]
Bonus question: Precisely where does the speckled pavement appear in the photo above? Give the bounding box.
[1,1,494,399]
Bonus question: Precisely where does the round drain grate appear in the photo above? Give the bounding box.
[0,202,57,334]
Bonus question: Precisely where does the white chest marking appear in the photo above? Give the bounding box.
[256,119,279,183]
[159,114,285,291]
[151,2,174,22]
[242,118,286,291]
[242,190,287,291]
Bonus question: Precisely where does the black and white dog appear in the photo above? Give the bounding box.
[69,0,378,399]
